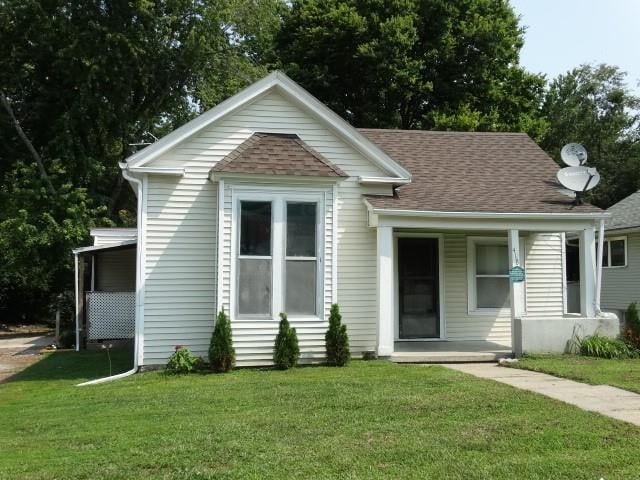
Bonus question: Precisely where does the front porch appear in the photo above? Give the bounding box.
[391,340,512,363]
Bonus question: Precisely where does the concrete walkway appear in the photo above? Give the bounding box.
[0,335,52,383]
[444,363,640,427]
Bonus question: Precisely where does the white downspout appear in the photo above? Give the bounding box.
[77,165,143,386]
[74,253,80,352]
[595,218,605,315]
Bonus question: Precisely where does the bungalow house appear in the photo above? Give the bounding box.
[74,71,618,369]
[601,191,640,321]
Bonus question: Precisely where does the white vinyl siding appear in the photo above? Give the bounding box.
[524,233,564,318]
[602,232,640,311]
[140,90,393,366]
[92,229,137,246]
[143,175,218,365]
[443,234,511,344]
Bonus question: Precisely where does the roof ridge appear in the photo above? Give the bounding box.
[358,128,528,136]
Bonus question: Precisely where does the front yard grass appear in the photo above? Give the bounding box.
[507,354,640,393]
[2,352,640,479]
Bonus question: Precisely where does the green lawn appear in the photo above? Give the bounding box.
[2,353,640,479]
[508,354,640,393]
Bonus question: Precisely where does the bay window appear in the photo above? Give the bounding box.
[236,194,322,318]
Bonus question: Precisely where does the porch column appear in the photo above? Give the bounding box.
[508,229,525,355]
[579,226,597,317]
[377,226,394,356]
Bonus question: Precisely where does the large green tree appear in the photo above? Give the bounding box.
[541,64,640,208]
[0,0,282,321]
[276,0,546,137]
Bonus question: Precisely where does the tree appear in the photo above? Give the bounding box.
[273,313,300,369]
[0,0,283,321]
[209,309,236,372]
[325,304,350,366]
[276,0,546,137]
[541,64,640,208]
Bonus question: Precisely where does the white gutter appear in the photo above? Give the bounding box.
[595,218,605,315]
[358,176,411,185]
[127,166,184,176]
[77,165,143,386]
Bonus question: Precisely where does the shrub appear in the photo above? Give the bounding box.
[624,302,640,349]
[273,312,299,370]
[575,333,637,359]
[165,345,200,374]
[57,329,75,349]
[325,304,350,366]
[209,309,236,373]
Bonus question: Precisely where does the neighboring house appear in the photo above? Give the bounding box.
[601,191,640,320]
[74,71,618,368]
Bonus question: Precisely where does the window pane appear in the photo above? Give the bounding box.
[285,260,316,315]
[238,259,271,315]
[476,277,510,309]
[602,241,609,267]
[476,244,508,275]
[610,240,625,266]
[240,201,271,256]
[287,202,316,257]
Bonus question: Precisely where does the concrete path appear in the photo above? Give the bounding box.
[0,335,52,383]
[444,363,640,427]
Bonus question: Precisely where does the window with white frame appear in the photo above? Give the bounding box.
[602,236,627,268]
[468,238,510,312]
[236,194,321,318]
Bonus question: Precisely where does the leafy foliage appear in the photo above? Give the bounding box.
[325,304,350,366]
[209,309,236,373]
[541,64,640,208]
[624,302,640,349]
[277,0,547,137]
[165,346,200,374]
[574,333,637,359]
[273,312,300,370]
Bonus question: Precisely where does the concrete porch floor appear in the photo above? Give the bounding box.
[391,340,512,363]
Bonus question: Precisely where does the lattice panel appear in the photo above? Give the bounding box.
[87,291,135,340]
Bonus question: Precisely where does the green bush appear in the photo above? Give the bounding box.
[624,302,640,349]
[273,312,299,370]
[165,346,200,374]
[325,304,350,366]
[209,309,236,373]
[575,333,637,359]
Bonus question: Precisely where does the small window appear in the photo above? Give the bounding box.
[285,202,317,315]
[469,240,510,311]
[237,201,272,316]
[603,237,627,268]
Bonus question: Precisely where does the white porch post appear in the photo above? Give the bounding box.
[579,226,597,317]
[377,226,394,356]
[508,229,525,355]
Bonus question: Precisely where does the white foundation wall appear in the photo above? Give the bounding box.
[140,89,392,366]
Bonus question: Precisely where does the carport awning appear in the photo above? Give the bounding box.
[73,240,136,255]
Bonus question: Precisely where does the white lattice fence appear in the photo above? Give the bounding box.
[87,291,135,340]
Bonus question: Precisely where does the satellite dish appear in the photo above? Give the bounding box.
[557,166,601,192]
[561,143,588,166]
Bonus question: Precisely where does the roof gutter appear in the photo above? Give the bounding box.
[77,165,144,386]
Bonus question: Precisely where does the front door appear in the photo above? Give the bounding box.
[398,237,440,339]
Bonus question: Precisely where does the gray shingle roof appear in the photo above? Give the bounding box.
[358,129,601,214]
[212,132,346,177]
[606,191,640,230]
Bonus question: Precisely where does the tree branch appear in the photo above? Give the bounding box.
[0,92,56,195]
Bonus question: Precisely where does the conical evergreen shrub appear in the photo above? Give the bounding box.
[325,303,350,366]
[273,312,299,369]
[209,308,235,372]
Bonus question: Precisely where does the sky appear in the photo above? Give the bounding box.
[510,0,640,92]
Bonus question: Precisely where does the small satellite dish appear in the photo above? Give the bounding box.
[557,166,601,192]
[561,143,588,166]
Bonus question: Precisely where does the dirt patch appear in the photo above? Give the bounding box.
[0,335,54,383]
[0,324,54,337]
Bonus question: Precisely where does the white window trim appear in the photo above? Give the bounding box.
[603,235,628,268]
[393,232,445,341]
[467,236,511,316]
[231,189,325,321]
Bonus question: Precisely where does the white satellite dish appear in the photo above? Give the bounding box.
[561,143,588,166]
[557,166,600,192]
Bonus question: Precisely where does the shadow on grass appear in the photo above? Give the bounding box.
[5,348,134,383]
